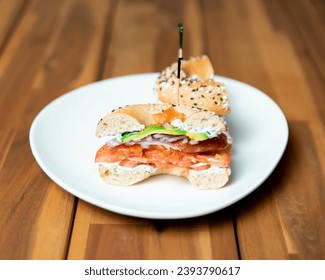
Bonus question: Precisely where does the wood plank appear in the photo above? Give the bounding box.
[204,0,324,125]
[247,0,325,172]
[27,183,76,259]
[0,0,115,131]
[236,122,325,259]
[0,129,15,172]
[272,122,325,259]
[67,201,151,259]
[203,0,274,95]
[103,0,209,78]
[204,0,289,259]
[0,0,115,259]
[244,0,316,121]
[248,0,325,173]
[0,0,27,51]
[235,185,289,259]
[285,0,325,77]
[204,0,325,259]
[68,0,238,260]
[84,212,237,260]
[0,132,55,259]
[0,0,67,129]
[262,0,325,128]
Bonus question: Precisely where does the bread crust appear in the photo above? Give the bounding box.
[182,55,214,79]
[188,167,229,189]
[156,55,231,115]
[98,163,158,185]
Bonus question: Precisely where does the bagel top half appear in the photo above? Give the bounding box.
[156,55,231,115]
[96,103,227,138]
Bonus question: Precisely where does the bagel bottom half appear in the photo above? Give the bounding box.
[98,163,230,189]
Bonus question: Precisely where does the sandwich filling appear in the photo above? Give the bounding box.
[95,137,231,176]
[95,106,232,176]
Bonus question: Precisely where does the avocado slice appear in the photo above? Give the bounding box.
[121,125,186,142]
[186,132,209,141]
[121,125,209,143]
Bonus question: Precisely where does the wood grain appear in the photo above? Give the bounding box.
[68,202,238,260]
[0,0,115,259]
[262,0,325,131]
[273,122,325,259]
[0,0,27,52]
[204,0,325,259]
[236,122,325,259]
[84,212,238,260]
[0,0,324,260]
[0,129,15,172]
[68,0,238,260]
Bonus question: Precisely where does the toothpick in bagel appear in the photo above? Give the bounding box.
[156,55,230,115]
[95,103,232,189]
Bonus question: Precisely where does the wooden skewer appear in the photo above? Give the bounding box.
[177,23,183,104]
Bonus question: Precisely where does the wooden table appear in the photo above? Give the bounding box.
[0,0,324,260]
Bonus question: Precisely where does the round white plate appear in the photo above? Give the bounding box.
[29,73,288,219]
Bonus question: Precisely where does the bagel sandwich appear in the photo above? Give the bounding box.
[95,103,232,189]
[156,55,230,115]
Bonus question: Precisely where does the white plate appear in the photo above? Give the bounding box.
[29,73,288,219]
